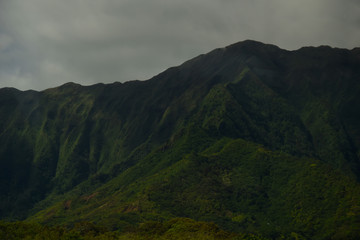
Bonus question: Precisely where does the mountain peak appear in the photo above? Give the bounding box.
[225,39,283,54]
[59,82,82,88]
[0,41,360,239]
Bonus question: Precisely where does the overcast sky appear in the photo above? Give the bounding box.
[0,0,359,91]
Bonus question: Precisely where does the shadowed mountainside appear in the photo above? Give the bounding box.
[0,40,359,239]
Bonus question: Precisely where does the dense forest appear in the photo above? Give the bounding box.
[0,40,359,239]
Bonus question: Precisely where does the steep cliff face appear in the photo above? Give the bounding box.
[0,40,359,239]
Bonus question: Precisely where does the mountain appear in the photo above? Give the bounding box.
[0,40,359,239]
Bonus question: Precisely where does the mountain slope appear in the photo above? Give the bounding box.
[0,40,360,239]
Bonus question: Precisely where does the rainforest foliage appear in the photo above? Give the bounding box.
[0,218,269,240]
[0,40,359,239]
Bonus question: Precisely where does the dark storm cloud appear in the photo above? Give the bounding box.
[0,0,359,90]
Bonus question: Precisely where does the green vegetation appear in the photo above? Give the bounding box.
[0,219,268,240]
[26,137,360,239]
[0,40,359,239]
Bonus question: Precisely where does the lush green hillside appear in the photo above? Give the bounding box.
[0,40,359,239]
[0,218,269,240]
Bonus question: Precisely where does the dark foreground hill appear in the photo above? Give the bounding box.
[0,40,359,239]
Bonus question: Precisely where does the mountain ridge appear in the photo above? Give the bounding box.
[0,40,359,239]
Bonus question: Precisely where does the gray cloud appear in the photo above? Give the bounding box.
[0,0,359,90]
